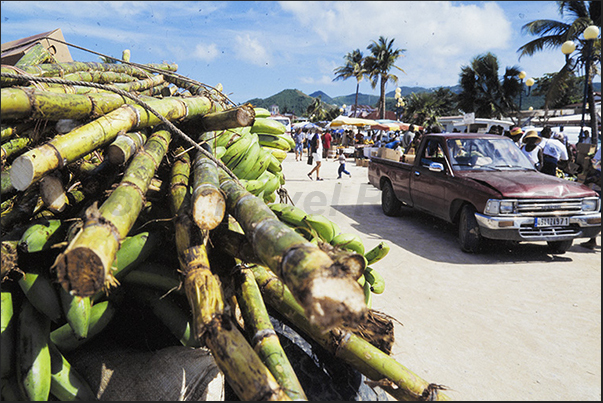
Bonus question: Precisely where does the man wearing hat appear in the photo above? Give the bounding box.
[520,130,543,170]
[507,126,524,146]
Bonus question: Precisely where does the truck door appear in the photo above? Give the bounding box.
[410,139,450,220]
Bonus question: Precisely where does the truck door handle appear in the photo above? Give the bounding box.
[413,170,420,176]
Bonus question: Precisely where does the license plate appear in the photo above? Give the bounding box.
[535,217,570,227]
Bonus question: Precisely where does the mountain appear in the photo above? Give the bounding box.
[246,89,316,117]
[308,91,333,104]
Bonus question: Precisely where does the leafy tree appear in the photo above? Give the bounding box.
[306,96,331,122]
[431,87,460,117]
[518,0,600,139]
[364,36,405,119]
[457,52,523,122]
[333,49,367,117]
[402,92,440,128]
[531,73,584,108]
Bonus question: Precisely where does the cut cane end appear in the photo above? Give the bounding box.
[10,155,35,191]
[54,247,107,298]
[193,189,226,230]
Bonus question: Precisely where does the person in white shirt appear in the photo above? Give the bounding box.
[580,147,601,249]
[540,127,568,176]
[520,130,544,170]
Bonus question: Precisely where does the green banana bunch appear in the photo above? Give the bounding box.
[303,214,337,243]
[258,133,291,151]
[214,126,251,149]
[221,131,255,169]
[242,174,271,196]
[18,267,62,323]
[261,171,280,197]
[17,299,51,401]
[251,117,286,134]
[268,203,309,229]
[364,241,390,265]
[1,291,15,378]
[59,288,91,340]
[230,137,262,180]
[363,266,385,294]
[48,342,96,401]
[330,232,365,255]
[266,152,282,174]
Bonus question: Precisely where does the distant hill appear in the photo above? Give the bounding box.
[245,82,601,118]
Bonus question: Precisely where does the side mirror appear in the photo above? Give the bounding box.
[429,162,445,172]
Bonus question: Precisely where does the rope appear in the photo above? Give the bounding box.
[0,71,242,185]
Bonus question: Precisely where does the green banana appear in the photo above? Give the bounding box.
[18,268,62,323]
[258,133,291,151]
[215,145,227,159]
[363,279,373,308]
[244,175,270,196]
[18,219,65,253]
[263,190,277,203]
[1,291,15,378]
[50,300,115,353]
[331,232,365,255]
[215,126,251,149]
[364,266,385,294]
[275,170,285,186]
[263,146,288,162]
[303,214,336,243]
[17,299,51,401]
[331,220,341,239]
[49,342,96,401]
[269,203,309,229]
[251,117,286,134]
[254,107,271,118]
[364,241,390,265]
[281,133,295,149]
[248,148,272,180]
[231,137,261,180]
[266,152,282,174]
[222,131,254,168]
[357,273,366,287]
[59,288,91,340]
[261,171,280,196]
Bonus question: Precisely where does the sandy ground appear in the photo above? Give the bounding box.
[278,153,601,401]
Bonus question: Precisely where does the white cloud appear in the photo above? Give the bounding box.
[193,43,220,61]
[233,33,271,66]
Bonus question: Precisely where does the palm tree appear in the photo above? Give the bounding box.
[457,52,523,123]
[364,36,405,119]
[306,96,327,122]
[333,49,367,117]
[517,0,600,142]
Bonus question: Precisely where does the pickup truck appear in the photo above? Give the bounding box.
[368,133,601,253]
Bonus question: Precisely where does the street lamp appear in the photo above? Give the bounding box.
[517,71,534,126]
[394,87,405,121]
[562,25,600,147]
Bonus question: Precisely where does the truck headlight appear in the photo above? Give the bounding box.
[484,199,515,215]
[484,200,500,215]
[582,198,599,212]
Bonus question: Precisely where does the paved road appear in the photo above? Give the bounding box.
[278,154,601,401]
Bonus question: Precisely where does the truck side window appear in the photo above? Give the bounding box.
[421,140,445,167]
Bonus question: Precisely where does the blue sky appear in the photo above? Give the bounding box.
[1,1,599,104]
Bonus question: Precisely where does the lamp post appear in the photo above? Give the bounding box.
[562,25,600,147]
[517,71,534,126]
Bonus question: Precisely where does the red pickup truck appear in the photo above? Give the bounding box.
[368,133,601,253]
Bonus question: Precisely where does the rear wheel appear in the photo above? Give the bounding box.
[547,240,573,254]
[381,181,401,216]
[458,204,482,253]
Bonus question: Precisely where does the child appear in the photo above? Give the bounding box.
[337,149,351,179]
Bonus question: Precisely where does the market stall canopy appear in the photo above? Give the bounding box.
[328,115,380,128]
[292,121,320,130]
[375,119,411,131]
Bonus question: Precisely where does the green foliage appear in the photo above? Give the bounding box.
[532,73,584,108]
[246,89,315,117]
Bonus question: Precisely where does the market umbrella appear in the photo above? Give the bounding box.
[292,121,319,130]
[328,115,379,128]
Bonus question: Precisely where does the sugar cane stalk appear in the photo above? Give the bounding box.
[251,264,451,401]
[14,43,54,67]
[233,264,307,400]
[169,149,290,401]
[52,129,172,298]
[218,169,367,330]
[10,95,214,191]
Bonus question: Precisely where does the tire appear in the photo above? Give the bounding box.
[547,240,573,254]
[381,181,401,216]
[458,204,482,253]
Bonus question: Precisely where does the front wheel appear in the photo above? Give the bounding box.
[381,181,401,216]
[458,204,482,253]
[547,240,573,254]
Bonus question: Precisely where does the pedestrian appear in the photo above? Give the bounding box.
[305,129,312,156]
[578,129,592,144]
[293,128,304,161]
[337,149,351,179]
[580,146,601,249]
[322,129,332,160]
[307,130,324,181]
[540,126,569,176]
[520,130,543,170]
[506,126,523,147]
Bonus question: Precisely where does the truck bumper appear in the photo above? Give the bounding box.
[474,212,601,242]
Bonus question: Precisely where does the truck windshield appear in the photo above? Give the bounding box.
[446,138,535,171]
